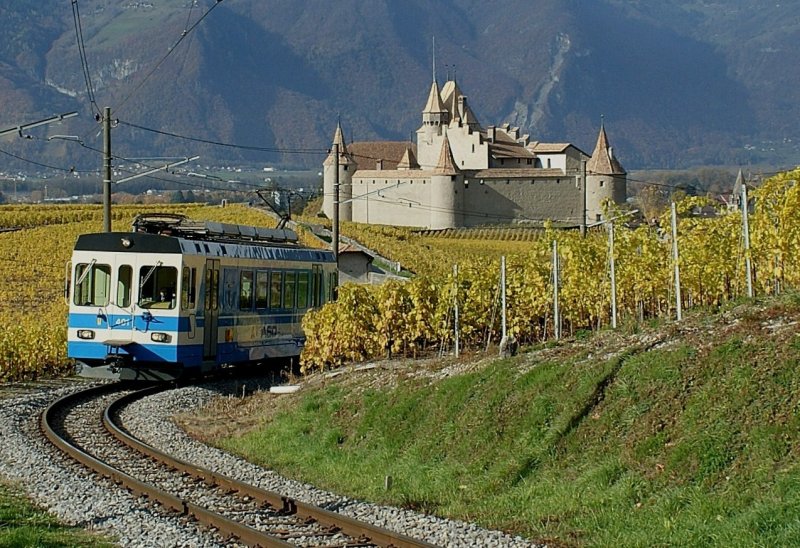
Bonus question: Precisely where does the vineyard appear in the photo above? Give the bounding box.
[1,169,799,381]
[0,203,313,382]
[298,169,800,371]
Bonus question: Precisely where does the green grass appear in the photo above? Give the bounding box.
[216,296,800,546]
[0,482,113,547]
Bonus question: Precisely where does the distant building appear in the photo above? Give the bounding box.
[323,78,627,229]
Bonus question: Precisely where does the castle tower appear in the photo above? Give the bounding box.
[322,121,353,222]
[429,134,463,229]
[416,79,449,170]
[585,121,627,222]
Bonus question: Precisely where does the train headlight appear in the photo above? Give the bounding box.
[151,332,171,343]
[77,329,95,340]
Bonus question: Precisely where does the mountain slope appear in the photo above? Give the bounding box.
[0,0,797,171]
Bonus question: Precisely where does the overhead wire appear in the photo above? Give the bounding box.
[115,0,226,115]
[118,120,328,155]
[70,0,100,116]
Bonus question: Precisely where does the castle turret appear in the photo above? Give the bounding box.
[585,121,627,222]
[322,121,353,222]
[429,135,463,229]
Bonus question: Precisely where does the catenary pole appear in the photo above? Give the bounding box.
[332,142,339,267]
[102,107,112,232]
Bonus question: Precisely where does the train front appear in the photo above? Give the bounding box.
[66,231,194,381]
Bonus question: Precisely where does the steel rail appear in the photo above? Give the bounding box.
[41,383,295,547]
[105,385,438,548]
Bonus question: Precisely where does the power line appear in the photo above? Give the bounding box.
[70,0,100,116]
[0,146,94,174]
[118,120,328,155]
[116,0,226,114]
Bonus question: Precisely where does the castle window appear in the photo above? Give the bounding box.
[547,159,551,168]
[451,175,456,181]
[472,144,475,153]
[343,165,348,171]
[527,159,532,165]
[600,180,605,187]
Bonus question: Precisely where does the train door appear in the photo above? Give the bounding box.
[203,259,220,360]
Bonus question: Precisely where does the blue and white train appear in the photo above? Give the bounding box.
[67,213,337,380]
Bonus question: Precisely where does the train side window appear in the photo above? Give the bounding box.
[296,271,310,309]
[117,265,132,307]
[74,263,111,306]
[269,271,283,309]
[239,270,254,310]
[283,271,296,309]
[181,267,197,310]
[255,271,269,309]
[139,265,177,309]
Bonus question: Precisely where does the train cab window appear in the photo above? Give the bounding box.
[139,265,177,309]
[117,265,132,308]
[181,267,197,310]
[255,271,269,309]
[269,271,283,309]
[283,271,296,309]
[239,271,254,310]
[74,262,111,306]
[296,272,310,309]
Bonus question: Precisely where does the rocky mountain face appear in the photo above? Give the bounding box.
[0,0,797,172]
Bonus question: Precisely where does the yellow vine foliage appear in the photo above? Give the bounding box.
[5,169,800,379]
[300,168,800,370]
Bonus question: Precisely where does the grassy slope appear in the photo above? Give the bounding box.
[0,481,113,547]
[182,292,800,546]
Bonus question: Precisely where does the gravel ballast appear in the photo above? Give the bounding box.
[0,380,541,547]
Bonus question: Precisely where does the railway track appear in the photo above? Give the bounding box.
[41,382,438,548]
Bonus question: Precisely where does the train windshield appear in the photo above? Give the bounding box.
[74,262,111,306]
[139,265,178,309]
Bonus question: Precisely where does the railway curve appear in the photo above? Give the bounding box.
[41,382,437,548]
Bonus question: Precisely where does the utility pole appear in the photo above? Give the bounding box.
[332,142,339,266]
[741,182,753,298]
[102,106,112,232]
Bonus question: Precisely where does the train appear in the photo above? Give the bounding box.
[66,213,337,380]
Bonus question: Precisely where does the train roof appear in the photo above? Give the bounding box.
[131,212,299,245]
[74,232,336,263]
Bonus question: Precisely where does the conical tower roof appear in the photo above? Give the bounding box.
[323,121,352,166]
[733,168,745,195]
[434,134,459,175]
[397,146,419,170]
[586,123,626,175]
[423,81,447,114]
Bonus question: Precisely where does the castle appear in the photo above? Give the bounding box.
[323,77,626,230]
